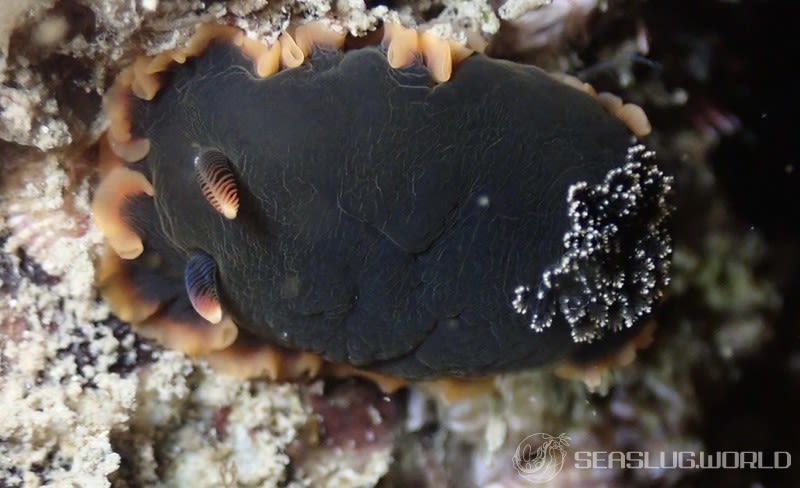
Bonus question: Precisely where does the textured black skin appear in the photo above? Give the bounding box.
[125,42,638,379]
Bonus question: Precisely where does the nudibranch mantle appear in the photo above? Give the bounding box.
[94,23,672,385]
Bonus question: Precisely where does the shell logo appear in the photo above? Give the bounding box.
[513,433,571,484]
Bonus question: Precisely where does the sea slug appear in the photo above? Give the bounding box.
[93,22,672,390]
